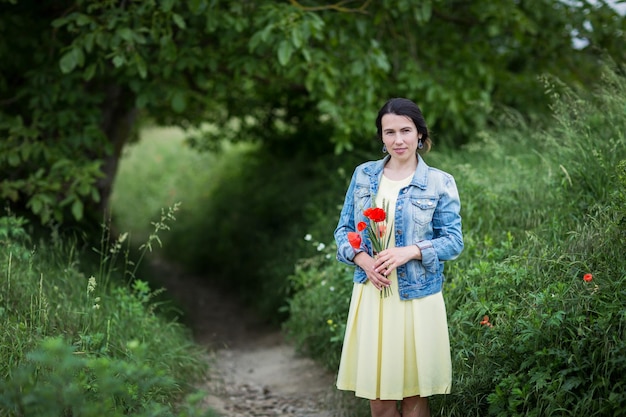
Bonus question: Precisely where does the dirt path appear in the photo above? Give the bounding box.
[147,257,352,417]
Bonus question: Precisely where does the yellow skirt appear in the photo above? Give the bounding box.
[336,272,452,400]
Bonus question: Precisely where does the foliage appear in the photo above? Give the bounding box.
[0,212,212,415]
[0,338,216,417]
[1,0,625,228]
[284,65,626,416]
[111,127,363,321]
[282,239,353,371]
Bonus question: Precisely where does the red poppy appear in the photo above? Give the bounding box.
[363,207,386,222]
[357,221,367,232]
[480,315,493,327]
[583,273,593,282]
[347,232,362,249]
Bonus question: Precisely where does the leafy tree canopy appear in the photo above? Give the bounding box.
[1,0,624,226]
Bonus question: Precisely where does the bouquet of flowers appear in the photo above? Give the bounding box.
[347,199,394,298]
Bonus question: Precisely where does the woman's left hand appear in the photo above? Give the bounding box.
[374,246,421,276]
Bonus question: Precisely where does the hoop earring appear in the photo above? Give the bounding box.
[382,144,388,153]
[417,139,424,150]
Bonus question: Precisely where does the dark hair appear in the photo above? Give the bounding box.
[375,98,431,152]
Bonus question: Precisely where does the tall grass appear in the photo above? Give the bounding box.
[0,212,214,416]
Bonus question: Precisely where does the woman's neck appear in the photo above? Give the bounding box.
[384,156,418,180]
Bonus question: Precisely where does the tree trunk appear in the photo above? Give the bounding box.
[97,84,138,220]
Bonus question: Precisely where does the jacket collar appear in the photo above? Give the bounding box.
[364,154,429,189]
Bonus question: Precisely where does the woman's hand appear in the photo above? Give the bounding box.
[373,246,421,277]
[354,252,392,291]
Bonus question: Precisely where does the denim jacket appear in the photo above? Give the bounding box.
[334,154,463,300]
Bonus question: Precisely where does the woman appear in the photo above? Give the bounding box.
[334,98,464,417]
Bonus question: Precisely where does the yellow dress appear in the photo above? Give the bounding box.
[336,174,452,400]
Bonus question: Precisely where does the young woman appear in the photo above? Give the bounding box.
[334,98,464,417]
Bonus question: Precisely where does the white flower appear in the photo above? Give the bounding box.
[304,234,312,241]
[317,243,326,251]
[325,253,331,259]
[329,286,335,292]
[321,280,327,286]
[87,276,97,294]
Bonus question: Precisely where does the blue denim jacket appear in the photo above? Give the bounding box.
[334,154,463,300]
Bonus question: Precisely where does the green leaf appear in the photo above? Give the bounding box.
[112,55,125,68]
[71,199,84,221]
[118,28,134,42]
[75,13,92,27]
[83,63,96,81]
[421,1,432,22]
[172,13,186,29]
[134,53,147,79]
[29,195,42,214]
[84,65,100,83]
[160,0,175,12]
[277,40,293,66]
[291,28,303,49]
[59,49,78,74]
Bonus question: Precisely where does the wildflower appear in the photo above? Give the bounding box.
[347,232,362,249]
[317,243,326,251]
[363,207,386,222]
[304,234,312,241]
[583,273,593,282]
[87,276,96,294]
[329,286,335,292]
[327,319,333,325]
[355,200,394,298]
[480,315,493,327]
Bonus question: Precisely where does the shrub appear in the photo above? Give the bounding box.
[0,213,212,416]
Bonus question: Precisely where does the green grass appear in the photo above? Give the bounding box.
[0,214,215,416]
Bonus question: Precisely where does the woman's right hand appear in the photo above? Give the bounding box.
[354,252,392,291]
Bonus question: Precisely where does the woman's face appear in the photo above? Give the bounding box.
[381,113,421,163]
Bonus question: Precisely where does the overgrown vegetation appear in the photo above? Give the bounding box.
[112,126,363,321]
[284,67,626,416]
[3,0,624,227]
[109,66,626,416]
[0,211,215,416]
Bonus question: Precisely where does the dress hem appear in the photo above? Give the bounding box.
[336,384,451,400]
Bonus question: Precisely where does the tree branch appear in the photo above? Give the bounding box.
[0,96,20,106]
[288,0,372,14]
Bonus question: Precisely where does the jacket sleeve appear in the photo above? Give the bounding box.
[417,174,464,272]
[334,168,365,265]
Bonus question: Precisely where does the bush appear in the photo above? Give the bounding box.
[0,213,213,416]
